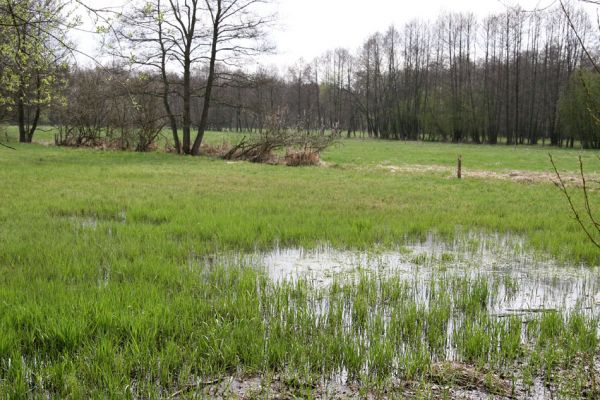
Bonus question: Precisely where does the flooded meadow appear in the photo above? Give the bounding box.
[193,233,600,399]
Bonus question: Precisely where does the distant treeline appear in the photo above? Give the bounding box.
[5,2,600,149]
[206,4,599,148]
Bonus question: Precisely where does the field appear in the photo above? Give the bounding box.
[1,129,600,398]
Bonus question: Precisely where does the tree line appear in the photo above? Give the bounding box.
[2,1,600,151]
[213,3,599,148]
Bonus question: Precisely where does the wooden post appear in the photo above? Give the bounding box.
[457,155,462,179]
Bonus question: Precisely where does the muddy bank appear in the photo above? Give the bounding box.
[171,361,592,399]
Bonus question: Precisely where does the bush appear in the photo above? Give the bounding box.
[284,149,321,166]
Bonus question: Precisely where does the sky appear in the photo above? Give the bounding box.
[264,0,519,66]
[73,0,599,72]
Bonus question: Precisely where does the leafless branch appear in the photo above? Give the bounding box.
[550,153,600,249]
[560,0,600,73]
[0,142,16,150]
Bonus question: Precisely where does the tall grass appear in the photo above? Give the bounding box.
[1,138,599,397]
[0,264,596,397]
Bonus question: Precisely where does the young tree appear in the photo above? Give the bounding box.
[0,0,69,143]
[560,71,600,148]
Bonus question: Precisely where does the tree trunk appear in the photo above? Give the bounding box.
[18,98,27,143]
[28,105,40,142]
[192,8,221,156]
[182,59,192,154]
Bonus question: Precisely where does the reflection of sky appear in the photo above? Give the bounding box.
[216,232,600,317]
[71,0,600,72]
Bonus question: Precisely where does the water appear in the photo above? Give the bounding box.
[194,233,600,399]
[211,232,600,318]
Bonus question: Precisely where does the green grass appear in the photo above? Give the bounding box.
[4,125,600,173]
[1,132,600,397]
[187,129,600,172]
[322,138,600,172]
[2,137,598,261]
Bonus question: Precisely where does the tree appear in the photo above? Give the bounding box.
[551,1,600,251]
[560,70,600,148]
[0,0,69,143]
[103,0,273,155]
[105,0,205,154]
[62,1,595,148]
[190,0,274,155]
[54,67,112,147]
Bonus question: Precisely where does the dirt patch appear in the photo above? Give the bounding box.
[376,164,600,187]
[162,356,600,399]
[199,376,370,399]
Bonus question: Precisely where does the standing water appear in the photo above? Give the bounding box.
[211,232,600,318]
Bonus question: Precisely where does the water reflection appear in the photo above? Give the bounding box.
[214,233,600,317]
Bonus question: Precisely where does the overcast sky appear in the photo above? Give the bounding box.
[74,0,598,72]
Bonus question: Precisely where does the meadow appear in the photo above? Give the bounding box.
[1,129,599,398]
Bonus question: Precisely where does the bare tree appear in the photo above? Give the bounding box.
[97,0,273,155]
[54,67,111,147]
[58,2,598,149]
[104,0,206,154]
[190,0,274,155]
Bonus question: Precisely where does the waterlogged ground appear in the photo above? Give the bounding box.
[198,233,600,399]
[4,141,600,398]
[216,233,600,318]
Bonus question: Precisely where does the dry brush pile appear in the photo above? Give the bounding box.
[205,113,337,166]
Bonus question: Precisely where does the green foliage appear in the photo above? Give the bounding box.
[560,70,600,149]
[0,0,69,137]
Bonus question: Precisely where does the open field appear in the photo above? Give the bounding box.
[1,133,600,398]
[203,131,600,173]
[5,125,600,173]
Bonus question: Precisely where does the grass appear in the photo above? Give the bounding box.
[1,128,600,397]
[189,129,600,172]
[4,125,600,173]
[2,136,598,262]
[322,138,600,172]
[1,264,597,397]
